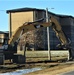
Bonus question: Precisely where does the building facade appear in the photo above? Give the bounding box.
[0,31,9,46]
[6,8,74,53]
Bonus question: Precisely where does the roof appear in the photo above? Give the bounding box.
[0,31,4,34]
[0,31,9,34]
[57,14,74,18]
[6,7,74,19]
[6,7,45,13]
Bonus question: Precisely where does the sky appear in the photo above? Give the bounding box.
[0,0,74,31]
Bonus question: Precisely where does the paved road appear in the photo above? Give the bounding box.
[60,71,74,75]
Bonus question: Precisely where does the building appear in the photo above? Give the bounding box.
[0,31,9,46]
[6,8,74,55]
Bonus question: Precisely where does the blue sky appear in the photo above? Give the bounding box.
[0,0,74,31]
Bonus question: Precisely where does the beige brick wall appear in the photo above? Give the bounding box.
[11,11,33,35]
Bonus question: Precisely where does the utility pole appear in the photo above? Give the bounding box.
[46,8,51,60]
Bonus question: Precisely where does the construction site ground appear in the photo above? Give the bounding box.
[0,57,74,75]
[24,60,74,75]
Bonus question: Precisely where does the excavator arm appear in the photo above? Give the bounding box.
[8,16,69,49]
[8,19,52,45]
[50,16,69,48]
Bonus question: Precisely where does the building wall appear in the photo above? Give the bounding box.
[71,18,74,57]
[10,11,34,36]
[0,33,9,45]
[59,17,74,57]
[60,17,73,26]
[0,34,5,38]
[0,34,5,44]
[71,19,74,47]
[60,17,72,41]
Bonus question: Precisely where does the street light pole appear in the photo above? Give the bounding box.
[46,8,51,60]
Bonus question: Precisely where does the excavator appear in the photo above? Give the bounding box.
[0,16,72,64]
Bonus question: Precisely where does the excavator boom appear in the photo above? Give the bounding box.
[8,20,52,45]
[8,16,69,49]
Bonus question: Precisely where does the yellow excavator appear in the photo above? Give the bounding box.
[0,16,72,64]
[9,16,71,50]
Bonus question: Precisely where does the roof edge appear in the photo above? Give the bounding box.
[6,7,74,19]
[6,7,45,13]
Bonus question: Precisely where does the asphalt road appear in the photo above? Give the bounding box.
[60,71,74,75]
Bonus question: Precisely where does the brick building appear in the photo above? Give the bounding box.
[6,8,74,53]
